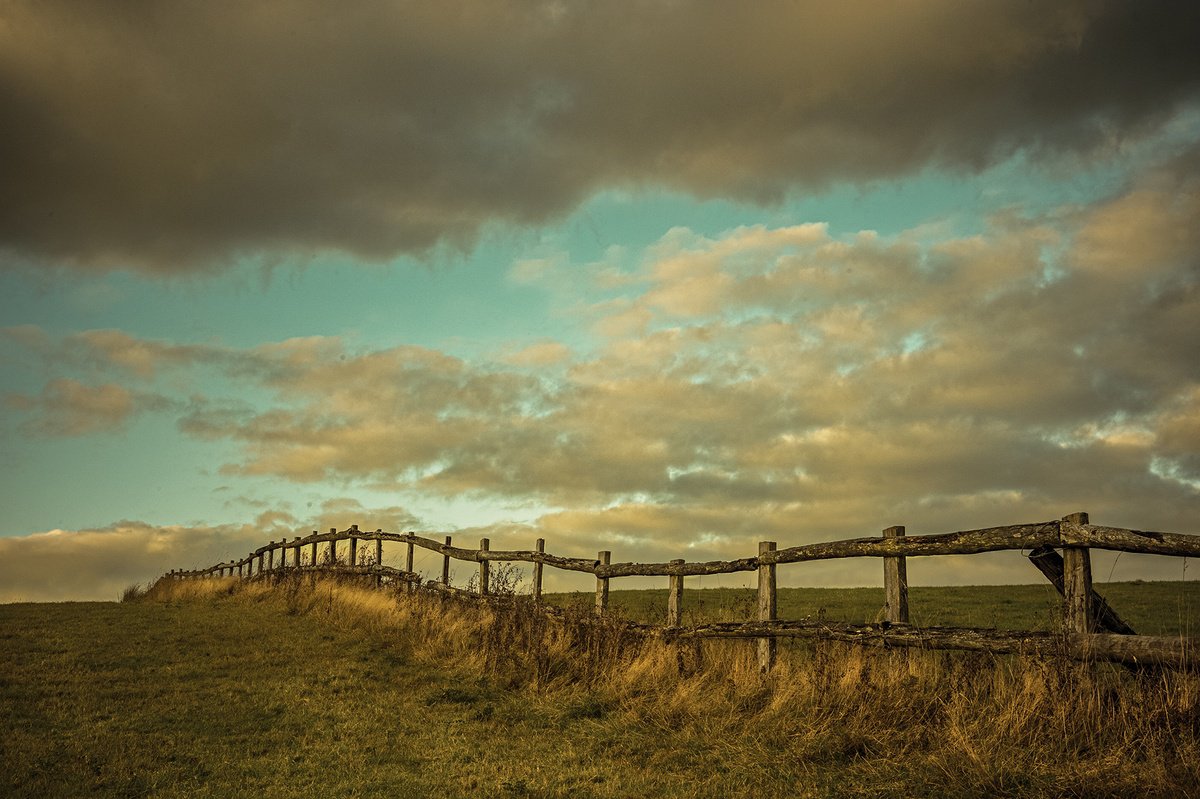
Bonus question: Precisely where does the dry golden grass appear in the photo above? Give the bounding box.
[135,574,1200,797]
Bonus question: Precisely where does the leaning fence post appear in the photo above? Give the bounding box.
[442,535,452,586]
[667,559,685,626]
[479,538,490,596]
[533,538,544,604]
[1062,512,1094,634]
[595,551,610,616]
[883,525,909,624]
[758,541,777,673]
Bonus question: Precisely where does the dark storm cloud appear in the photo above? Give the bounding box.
[2,0,1199,273]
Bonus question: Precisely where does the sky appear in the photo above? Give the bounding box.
[2,1,1199,602]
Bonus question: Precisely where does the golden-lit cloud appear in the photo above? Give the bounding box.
[0,499,422,602]
[2,1,1199,273]
[6,378,140,437]
[4,158,1196,572]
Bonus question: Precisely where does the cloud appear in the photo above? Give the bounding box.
[2,1,1199,273]
[3,155,1197,587]
[0,499,424,602]
[500,341,571,367]
[6,378,141,437]
[0,520,268,602]
[167,168,1200,548]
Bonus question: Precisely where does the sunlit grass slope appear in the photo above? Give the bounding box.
[2,577,1198,798]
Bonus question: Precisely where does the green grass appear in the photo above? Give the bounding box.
[2,579,1198,798]
[0,595,641,798]
[547,581,1200,635]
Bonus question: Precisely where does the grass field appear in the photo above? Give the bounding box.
[2,579,1198,797]
[545,580,1200,635]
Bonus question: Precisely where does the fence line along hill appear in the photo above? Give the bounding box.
[162,511,1199,670]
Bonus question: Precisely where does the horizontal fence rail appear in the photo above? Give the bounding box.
[162,512,1199,669]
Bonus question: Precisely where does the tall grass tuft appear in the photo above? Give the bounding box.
[119,582,146,602]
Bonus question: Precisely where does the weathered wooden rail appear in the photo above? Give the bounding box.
[163,512,1198,670]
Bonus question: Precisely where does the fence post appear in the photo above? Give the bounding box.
[328,528,338,565]
[758,541,777,674]
[479,538,490,596]
[667,559,685,627]
[349,535,358,567]
[883,525,909,624]
[595,551,610,616]
[293,537,301,569]
[265,543,273,573]
[374,532,383,587]
[1062,512,1094,634]
[310,533,318,567]
[533,538,544,604]
[442,535,452,586]
[405,537,415,594]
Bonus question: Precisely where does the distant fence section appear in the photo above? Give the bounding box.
[164,512,1198,671]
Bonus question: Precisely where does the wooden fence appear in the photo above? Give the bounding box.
[164,511,1199,670]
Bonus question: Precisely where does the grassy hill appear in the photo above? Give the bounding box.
[2,579,1198,798]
